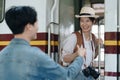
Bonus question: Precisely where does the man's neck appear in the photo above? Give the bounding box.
[14,34,30,43]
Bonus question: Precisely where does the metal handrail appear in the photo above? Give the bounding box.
[98,21,101,80]
[47,22,59,57]
[97,17,104,80]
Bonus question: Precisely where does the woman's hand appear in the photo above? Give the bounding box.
[96,38,103,45]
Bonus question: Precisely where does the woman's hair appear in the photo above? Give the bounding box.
[79,17,95,23]
[88,17,95,22]
[5,6,37,34]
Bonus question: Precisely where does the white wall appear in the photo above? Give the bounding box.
[0,0,48,34]
[105,0,117,32]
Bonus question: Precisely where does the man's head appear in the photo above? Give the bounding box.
[5,6,37,34]
[5,6,38,40]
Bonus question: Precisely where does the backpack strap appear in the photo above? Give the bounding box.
[73,31,98,58]
[73,31,83,53]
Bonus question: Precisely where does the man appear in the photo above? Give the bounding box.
[0,6,85,80]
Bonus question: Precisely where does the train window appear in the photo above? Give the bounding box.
[0,0,5,23]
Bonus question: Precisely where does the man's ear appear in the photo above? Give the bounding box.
[25,23,32,31]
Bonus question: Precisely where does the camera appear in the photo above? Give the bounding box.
[82,66,100,79]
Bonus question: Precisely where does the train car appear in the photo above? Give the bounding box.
[0,0,119,80]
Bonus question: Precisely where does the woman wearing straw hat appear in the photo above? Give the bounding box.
[61,7,103,80]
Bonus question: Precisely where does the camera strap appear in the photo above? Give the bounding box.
[82,32,95,68]
[73,31,96,68]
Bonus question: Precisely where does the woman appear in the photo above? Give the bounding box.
[61,7,103,80]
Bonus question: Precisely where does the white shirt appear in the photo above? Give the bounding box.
[61,32,95,69]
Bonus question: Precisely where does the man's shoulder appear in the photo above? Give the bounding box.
[30,46,48,56]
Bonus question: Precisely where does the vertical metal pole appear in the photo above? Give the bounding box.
[48,22,59,58]
[98,18,101,80]
[117,0,120,79]
[48,0,59,57]
[117,27,119,80]
[48,23,51,56]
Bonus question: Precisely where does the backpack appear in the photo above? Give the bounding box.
[73,31,98,58]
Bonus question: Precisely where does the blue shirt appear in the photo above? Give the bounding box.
[0,38,83,80]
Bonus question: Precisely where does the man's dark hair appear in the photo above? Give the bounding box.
[5,6,37,34]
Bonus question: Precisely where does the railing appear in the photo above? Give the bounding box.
[47,22,59,56]
[96,16,104,80]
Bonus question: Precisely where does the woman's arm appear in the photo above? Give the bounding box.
[94,38,103,59]
[63,52,78,63]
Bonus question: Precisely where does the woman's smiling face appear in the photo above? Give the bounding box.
[80,17,94,33]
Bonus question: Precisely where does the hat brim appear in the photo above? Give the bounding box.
[75,14,99,18]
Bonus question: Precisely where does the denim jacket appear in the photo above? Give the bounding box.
[0,38,83,80]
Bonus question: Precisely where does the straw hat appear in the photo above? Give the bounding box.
[75,7,99,18]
